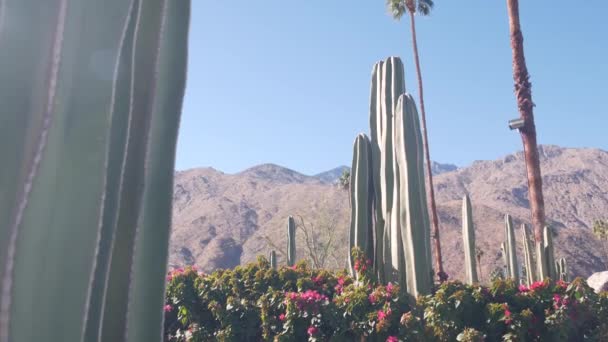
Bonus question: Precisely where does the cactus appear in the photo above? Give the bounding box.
[287,216,297,267]
[393,94,432,296]
[350,57,433,296]
[348,134,374,276]
[462,195,478,284]
[521,224,536,285]
[270,251,277,270]
[368,57,404,283]
[504,215,519,283]
[0,1,190,341]
[555,258,568,281]
[501,242,510,276]
[544,226,556,280]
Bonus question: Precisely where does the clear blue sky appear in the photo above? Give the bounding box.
[175,1,607,175]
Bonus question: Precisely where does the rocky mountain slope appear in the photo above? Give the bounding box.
[170,146,608,281]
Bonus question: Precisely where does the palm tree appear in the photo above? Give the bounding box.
[387,0,446,281]
[505,0,546,244]
[339,169,351,207]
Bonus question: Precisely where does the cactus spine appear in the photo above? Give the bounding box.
[393,94,432,296]
[521,224,536,285]
[348,134,374,276]
[287,216,296,267]
[270,250,277,270]
[504,215,519,283]
[462,195,478,284]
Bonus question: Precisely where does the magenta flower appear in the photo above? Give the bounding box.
[530,281,546,291]
[386,282,395,297]
[377,310,387,321]
[164,304,172,313]
[307,326,319,336]
[368,294,377,304]
[518,284,529,292]
[278,313,286,321]
[386,336,399,342]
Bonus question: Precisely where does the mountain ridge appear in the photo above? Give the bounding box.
[170,145,608,281]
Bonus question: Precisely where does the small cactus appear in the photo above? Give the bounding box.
[544,226,556,280]
[462,195,478,284]
[270,250,277,270]
[555,257,568,281]
[504,215,519,283]
[521,224,536,285]
[287,216,296,267]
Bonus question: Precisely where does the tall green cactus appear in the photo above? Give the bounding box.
[504,215,519,283]
[0,1,190,341]
[287,216,297,267]
[349,134,374,276]
[351,57,432,295]
[393,94,432,296]
[521,224,536,285]
[462,195,478,284]
[270,251,277,270]
[368,57,404,283]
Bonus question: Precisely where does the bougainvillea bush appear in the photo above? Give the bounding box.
[164,253,608,341]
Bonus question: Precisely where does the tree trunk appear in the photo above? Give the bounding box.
[408,11,445,281]
[506,0,546,243]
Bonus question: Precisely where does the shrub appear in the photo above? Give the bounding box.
[164,257,607,341]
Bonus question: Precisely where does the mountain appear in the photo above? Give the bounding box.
[313,166,349,184]
[431,161,458,175]
[170,146,608,281]
[310,162,456,185]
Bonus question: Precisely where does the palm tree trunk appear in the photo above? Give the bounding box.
[408,11,445,281]
[506,0,546,243]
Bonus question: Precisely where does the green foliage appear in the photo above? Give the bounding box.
[164,256,608,342]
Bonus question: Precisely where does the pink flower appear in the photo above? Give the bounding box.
[504,309,512,325]
[530,281,546,291]
[556,280,568,289]
[386,282,395,297]
[386,336,399,342]
[307,326,319,336]
[354,260,360,271]
[278,313,286,321]
[518,284,529,292]
[369,294,377,304]
[166,275,173,282]
[164,305,172,313]
[378,309,391,321]
[337,277,345,286]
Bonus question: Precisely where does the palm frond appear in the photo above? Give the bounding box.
[387,0,407,20]
[417,0,434,16]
